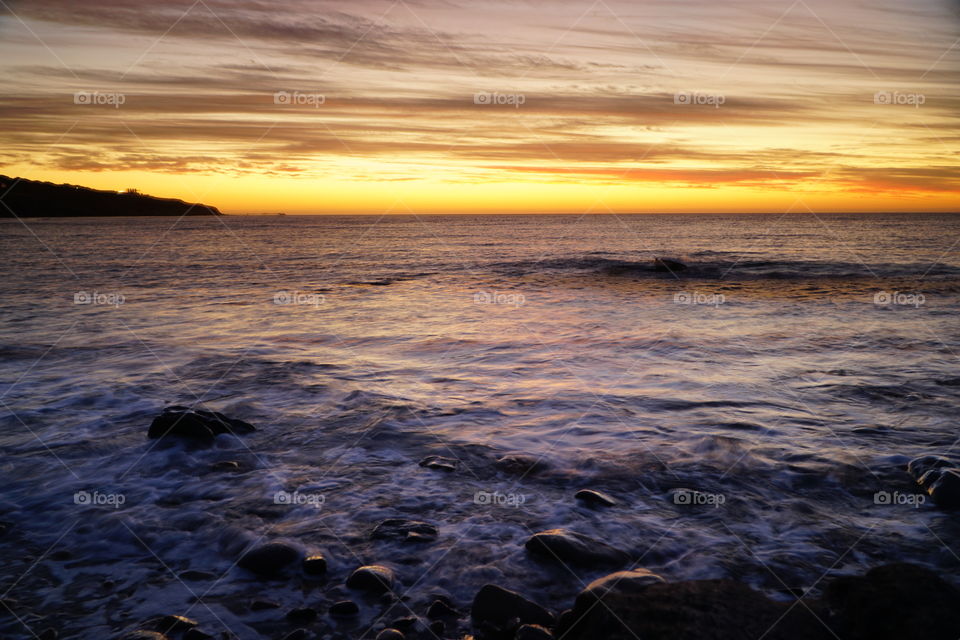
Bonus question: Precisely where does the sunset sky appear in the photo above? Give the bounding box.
[1,0,958,213]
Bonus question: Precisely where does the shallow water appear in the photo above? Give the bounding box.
[1,213,959,638]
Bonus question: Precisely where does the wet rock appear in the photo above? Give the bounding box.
[281,630,308,640]
[578,569,665,602]
[371,518,438,543]
[37,630,58,640]
[495,454,547,476]
[147,615,198,634]
[652,257,687,272]
[427,598,459,619]
[329,600,360,617]
[516,624,554,640]
[49,550,71,561]
[250,599,280,611]
[574,489,617,508]
[928,469,960,508]
[824,563,960,640]
[907,455,954,481]
[419,455,457,472]
[376,630,405,640]
[471,584,555,630]
[148,406,255,442]
[237,541,301,577]
[286,607,318,623]
[121,633,169,640]
[560,578,827,640]
[428,620,445,636]
[347,565,395,593]
[183,630,214,640]
[525,529,629,567]
[390,616,418,630]
[210,460,241,472]
[302,554,327,576]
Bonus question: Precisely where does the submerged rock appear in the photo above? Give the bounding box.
[237,541,301,577]
[329,600,360,617]
[574,489,617,508]
[347,565,395,593]
[516,624,554,640]
[121,633,169,640]
[525,529,629,567]
[148,406,255,442]
[419,455,457,472]
[371,518,438,543]
[376,630,405,640]
[494,454,547,476]
[907,455,954,481]
[146,615,198,634]
[652,257,688,272]
[427,598,459,619]
[471,584,555,630]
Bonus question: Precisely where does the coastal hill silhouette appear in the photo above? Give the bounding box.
[0,175,221,217]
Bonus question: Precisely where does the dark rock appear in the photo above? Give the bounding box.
[578,569,665,602]
[371,519,438,543]
[428,620,445,636]
[147,615,198,634]
[281,630,309,640]
[516,624,554,640]
[525,529,628,567]
[148,406,255,442]
[250,599,280,611]
[376,630,405,640]
[37,630,58,640]
[495,454,547,476]
[329,600,360,617]
[824,563,960,640]
[286,607,318,623]
[574,489,617,508]
[471,584,555,630]
[390,616,418,630]
[652,257,687,272]
[419,455,457,472]
[302,554,327,576]
[210,460,241,472]
[183,630,214,640]
[121,633,169,640]
[237,541,301,577]
[427,598,459,619]
[928,468,960,508]
[49,550,72,561]
[560,578,827,640]
[907,455,954,481]
[346,565,395,593]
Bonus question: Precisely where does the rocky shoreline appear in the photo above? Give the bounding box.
[7,407,960,640]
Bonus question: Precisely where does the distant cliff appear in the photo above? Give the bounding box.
[0,175,222,217]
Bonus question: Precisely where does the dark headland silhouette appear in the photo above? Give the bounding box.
[0,175,222,217]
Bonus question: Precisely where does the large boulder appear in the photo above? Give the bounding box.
[560,578,827,640]
[237,542,301,577]
[824,563,960,640]
[471,584,555,633]
[346,565,395,593]
[148,406,255,442]
[525,529,628,567]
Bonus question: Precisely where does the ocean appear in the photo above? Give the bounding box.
[1,213,959,637]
